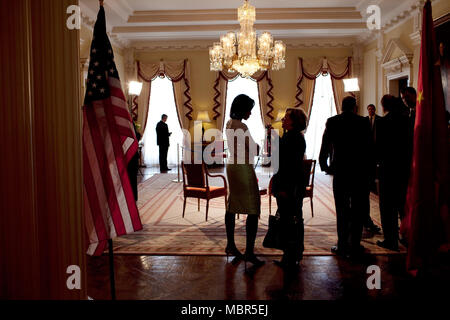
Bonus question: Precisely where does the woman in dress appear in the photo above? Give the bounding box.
[271,108,307,270]
[224,94,264,267]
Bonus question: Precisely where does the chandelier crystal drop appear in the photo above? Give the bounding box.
[209,0,286,78]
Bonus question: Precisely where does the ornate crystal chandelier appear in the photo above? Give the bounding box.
[209,0,286,78]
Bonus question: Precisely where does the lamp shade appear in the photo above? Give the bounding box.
[343,78,360,92]
[275,110,285,122]
[128,81,143,96]
[197,111,211,122]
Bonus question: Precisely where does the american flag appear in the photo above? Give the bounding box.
[83,5,142,256]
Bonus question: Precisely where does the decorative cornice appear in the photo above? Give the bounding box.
[381,55,413,74]
[80,6,129,50]
[105,0,133,22]
[381,38,412,64]
[355,0,428,45]
[131,37,356,51]
[381,38,413,74]
[112,22,367,35]
[128,7,362,23]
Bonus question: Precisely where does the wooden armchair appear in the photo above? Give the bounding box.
[181,161,228,221]
[209,140,227,166]
[303,159,316,216]
[268,159,316,217]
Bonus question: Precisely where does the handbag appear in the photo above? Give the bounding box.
[262,210,284,250]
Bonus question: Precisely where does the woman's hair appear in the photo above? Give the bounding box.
[285,108,307,132]
[230,94,255,120]
[381,94,396,112]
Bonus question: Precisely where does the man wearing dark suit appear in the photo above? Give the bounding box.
[156,114,172,173]
[375,95,410,251]
[400,86,417,122]
[363,104,382,234]
[400,87,417,182]
[319,96,371,258]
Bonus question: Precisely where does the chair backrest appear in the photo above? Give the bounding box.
[303,159,316,187]
[214,140,224,153]
[210,140,226,159]
[181,162,207,188]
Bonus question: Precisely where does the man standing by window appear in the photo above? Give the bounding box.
[156,114,171,173]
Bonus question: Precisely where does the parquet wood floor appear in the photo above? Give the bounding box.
[87,254,449,300]
[93,166,449,301]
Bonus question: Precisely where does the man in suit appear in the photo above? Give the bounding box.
[319,96,371,258]
[156,114,172,173]
[363,104,382,234]
[400,87,417,181]
[376,95,410,251]
[400,86,417,121]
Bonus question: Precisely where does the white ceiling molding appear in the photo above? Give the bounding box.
[127,7,363,23]
[131,37,356,51]
[104,1,133,23]
[78,0,445,50]
[80,11,129,50]
[356,0,383,19]
[355,0,429,45]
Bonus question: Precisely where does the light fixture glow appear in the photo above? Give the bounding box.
[196,111,211,123]
[209,0,286,78]
[128,81,143,96]
[343,78,360,92]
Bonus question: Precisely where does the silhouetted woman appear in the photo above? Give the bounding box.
[271,108,307,269]
[224,94,264,267]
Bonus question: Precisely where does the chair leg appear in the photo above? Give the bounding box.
[310,196,314,217]
[224,195,227,210]
[269,194,272,215]
[182,196,187,218]
[198,198,200,211]
[206,199,209,221]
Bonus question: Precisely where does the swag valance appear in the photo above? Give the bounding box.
[212,70,274,131]
[136,59,193,132]
[295,57,352,117]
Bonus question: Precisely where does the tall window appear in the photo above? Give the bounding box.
[223,76,265,148]
[141,76,184,167]
[304,74,337,160]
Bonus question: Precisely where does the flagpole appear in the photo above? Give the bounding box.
[99,0,116,301]
[108,239,116,300]
[172,143,182,183]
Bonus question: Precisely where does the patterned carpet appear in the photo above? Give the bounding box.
[113,170,406,255]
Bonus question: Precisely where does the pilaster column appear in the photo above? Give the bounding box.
[124,48,136,96]
[409,1,424,87]
[0,0,87,299]
[375,30,385,108]
[80,57,89,103]
[352,45,363,111]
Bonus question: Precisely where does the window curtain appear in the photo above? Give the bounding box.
[137,60,193,133]
[212,70,274,131]
[295,57,352,117]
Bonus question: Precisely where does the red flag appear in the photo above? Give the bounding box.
[83,5,142,256]
[401,0,450,275]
